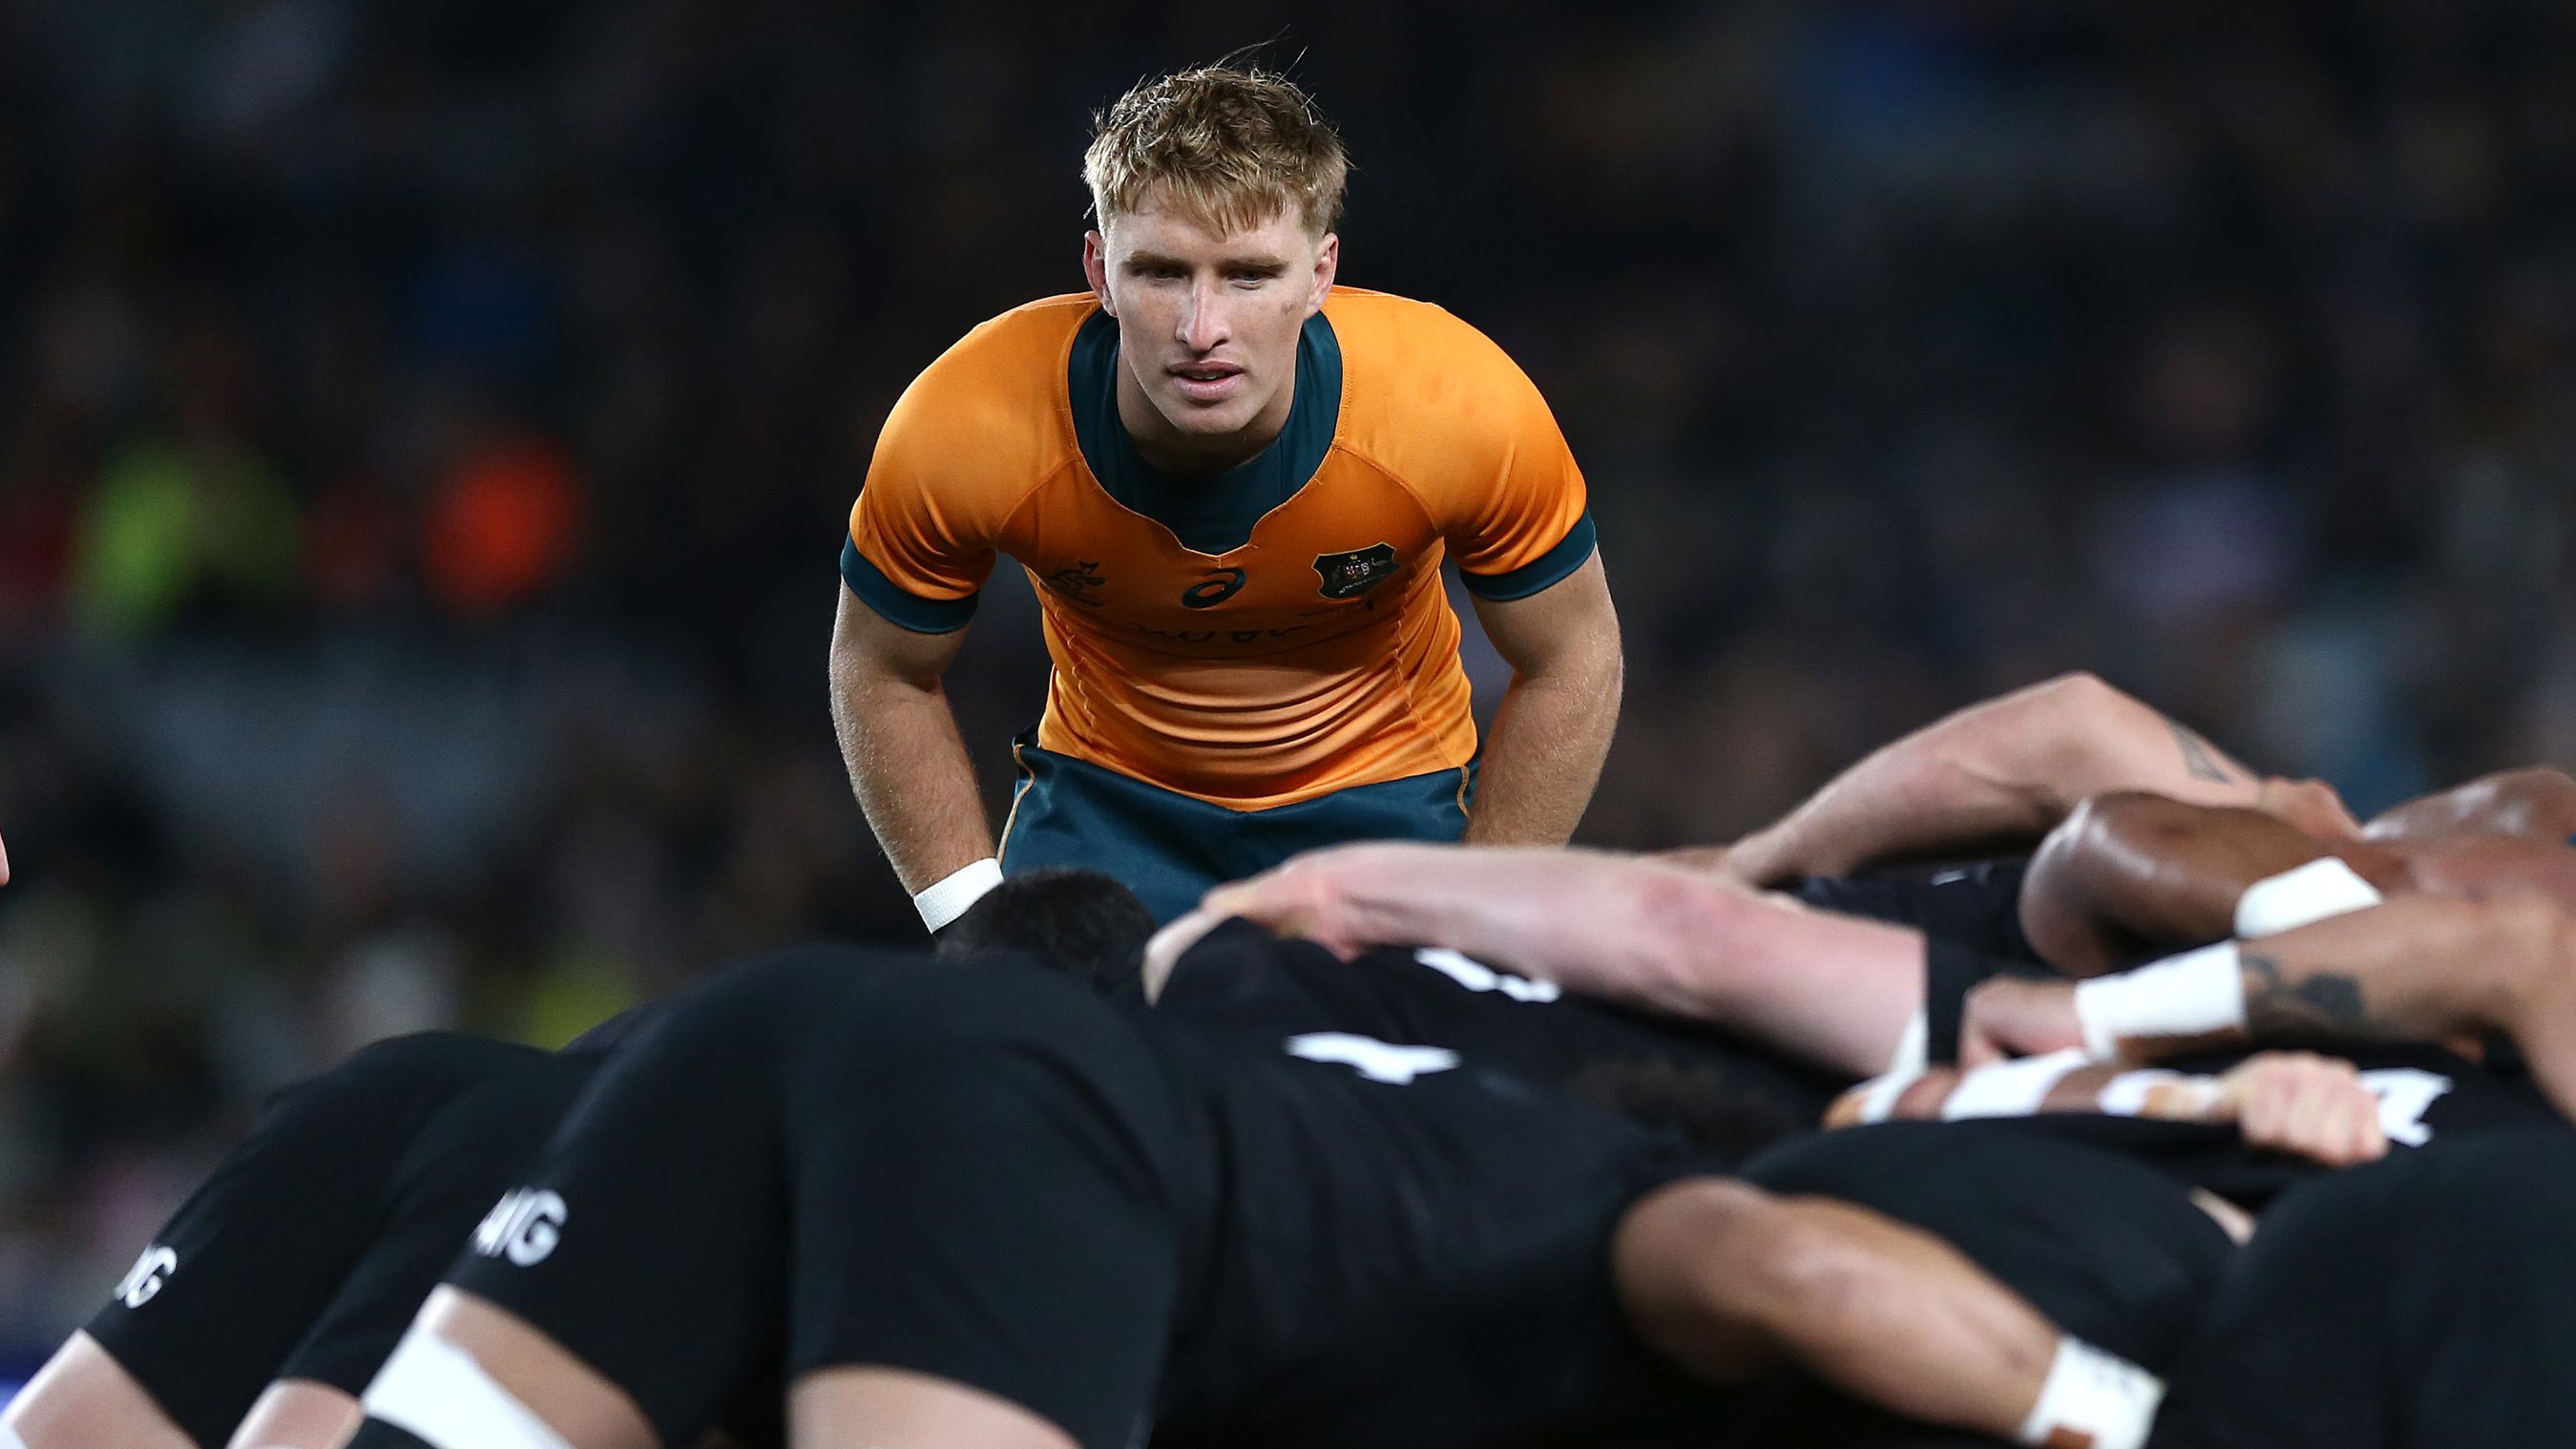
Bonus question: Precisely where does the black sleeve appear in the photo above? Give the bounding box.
[1920,941,2056,1067]
[1791,859,2039,963]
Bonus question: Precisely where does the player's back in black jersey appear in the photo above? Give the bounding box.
[1161,918,1843,1165]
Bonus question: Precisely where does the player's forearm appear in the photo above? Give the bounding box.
[2019,793,2391,976]
[1619,1182,2148,1449]
[831,676,995,894]
[1224,844,1918,1075]
[1460,656,1621,846]
[1726,673,2265,886]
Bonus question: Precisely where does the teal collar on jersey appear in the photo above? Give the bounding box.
[1068,306,1343,556]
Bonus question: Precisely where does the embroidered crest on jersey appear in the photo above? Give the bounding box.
[1312,543,1400,600]
[1043,559,1107,608]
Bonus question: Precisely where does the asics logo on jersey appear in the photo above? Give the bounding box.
[1180,567,1248,608]
[115,1245,178,1309]
[1413,947,1561,1002]
[474,1187,569,1267]
[1287,1032,1461,1084]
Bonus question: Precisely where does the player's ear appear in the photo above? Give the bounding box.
[1308,233,1338,312]
[1083,230,1116,314]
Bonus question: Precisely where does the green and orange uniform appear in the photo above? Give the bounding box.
[842,286,1596,918]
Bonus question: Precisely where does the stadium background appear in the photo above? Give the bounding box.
[1,0,2571,1376]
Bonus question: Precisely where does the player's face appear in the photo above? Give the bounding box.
[1084,192,1337,469]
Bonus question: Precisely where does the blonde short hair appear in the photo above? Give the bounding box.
[1083,65,1349,238]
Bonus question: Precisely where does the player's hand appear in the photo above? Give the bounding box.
[1197,850,1372,956]
[1957,976,2085,1068]
[2216,1052,2388,1167]
[2255,776,2363,844]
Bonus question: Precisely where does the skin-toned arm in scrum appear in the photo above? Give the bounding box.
[1165,843,1924,1077]
[1962,890,2576,1116]
[828,588,994,895]
[1460,552,1623,846]
[1618,1178,2134,1449]
[2020,788,2576,977]
[1707,671,2357,887]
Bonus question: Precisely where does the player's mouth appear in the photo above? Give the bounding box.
[1168,363,1245,405]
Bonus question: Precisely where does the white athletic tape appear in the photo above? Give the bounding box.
[1848,1068,1925,1125]
[2018,1335,2166,1449]
[2073,942,2245,1060]
[1885,1010,1929,1077]
[2234,857,2382,939]
[913,857,1005,934]
[1940,1049,2091,1120]
[361,1327,575,1449]
[1,1423,28,1449]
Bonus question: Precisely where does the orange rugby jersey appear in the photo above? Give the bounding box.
[841,286,1595,810]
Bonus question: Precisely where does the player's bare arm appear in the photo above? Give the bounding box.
[1712,672,2356,887]
[1961,891,2576,1114]
[1459,551,1623,847]
[827,590,994,897]
[2020,787,2576,977]
[1827,1050,2391,1170]
[1179,843,1923,1076]
[2362,766,2576,845]
[2019,791,2409,976]
[1618,1179,2159,1449]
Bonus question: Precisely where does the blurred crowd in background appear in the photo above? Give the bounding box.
[5,0,2576,1355]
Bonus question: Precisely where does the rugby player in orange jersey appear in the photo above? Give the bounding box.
[828,65,1622,928]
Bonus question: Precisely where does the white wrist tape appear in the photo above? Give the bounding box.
[362,1326,575,1449]
[2018,1335,2166,1449]
[2234,857,2382,938]
[914,858,1005,933]
[2073,942,2245,1060]
[1941,1049,2091,1120]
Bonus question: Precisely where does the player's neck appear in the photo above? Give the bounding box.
[1114,363,1292,480]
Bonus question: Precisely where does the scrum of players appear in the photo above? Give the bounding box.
[8,62,2576,1449]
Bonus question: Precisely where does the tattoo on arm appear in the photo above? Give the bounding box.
[2167,718,2240,784]
[2241,951,2379,1039]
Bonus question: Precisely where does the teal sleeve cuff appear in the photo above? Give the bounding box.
[841,536,978,633]
[1459,510,1598,601]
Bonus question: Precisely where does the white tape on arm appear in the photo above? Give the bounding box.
[2073,942,2246,1060]
[914,857,1004,933]
[1940,1049,2092,1120]
[2017,1336,2166,1449]
[362,1327,574,1449]
[2234,856,2382,938]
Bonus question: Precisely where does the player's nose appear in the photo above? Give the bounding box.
[1176,280,1229,352]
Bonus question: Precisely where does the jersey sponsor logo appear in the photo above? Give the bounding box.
[1311,543,1400,600]
[1180,567,1249,609]
[473,1187,569,1267]
[1043,560,1107,608]
[1412,947,1561,1002]
[1286,1032,1461,1084]
[115,1245,178,1309]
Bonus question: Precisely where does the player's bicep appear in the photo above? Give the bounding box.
[832,587,972,692]
[1467,551,1618,679]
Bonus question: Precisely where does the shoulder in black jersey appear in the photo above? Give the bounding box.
[1158,917,1840,1164]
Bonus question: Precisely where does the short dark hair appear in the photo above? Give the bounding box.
[935,869,1158,991]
